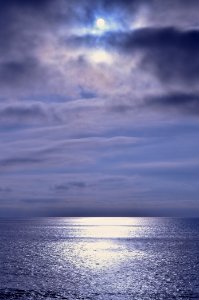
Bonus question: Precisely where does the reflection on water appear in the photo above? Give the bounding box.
[62,239,146,270]
[70,217,142,238]
[0,217,199,299]
[60,218,146,270]
[70,240,121,269]
[69,217,143,226]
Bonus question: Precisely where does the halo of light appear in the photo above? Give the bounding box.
[96,18,106,30]
[89,50,113,64]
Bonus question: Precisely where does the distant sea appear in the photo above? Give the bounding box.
[0,217,199,300]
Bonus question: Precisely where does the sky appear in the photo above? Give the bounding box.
[0,0,199,217]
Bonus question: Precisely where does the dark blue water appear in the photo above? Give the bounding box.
[0,217,199,299]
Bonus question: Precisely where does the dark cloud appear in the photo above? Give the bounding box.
[0,0,145,58]
[119,27,199,84]
[139,28,199,84]
[54,182,87,191]
[0,157,44,168]
[68,27,199,85]
[0,102,75,126]
[108,103,134,113]
[1,0,199,94]
[0,187,12,193]
[0,58,43,85]
[148,93,199,115]
[0,0,145,37]
[78,86,97,99]
[0,1,61,92]
[0,103,48,124]
[0,0,50,9]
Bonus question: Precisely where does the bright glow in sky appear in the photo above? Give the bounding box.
[96,18,106,30]
[89,49,113,64]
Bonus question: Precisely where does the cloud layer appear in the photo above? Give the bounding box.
[0,0,199,216]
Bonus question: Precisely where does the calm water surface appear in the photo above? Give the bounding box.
[0,217,199,299]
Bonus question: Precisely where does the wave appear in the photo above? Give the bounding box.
[1,289,199,300]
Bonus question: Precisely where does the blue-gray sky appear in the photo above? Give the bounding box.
[1,0,199,217]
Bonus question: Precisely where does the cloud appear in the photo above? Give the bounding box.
[148,93,199,115]
[1,0,199,103]
[0,135,142,171]
[1,0,199,217]
[0,58,52,88]
[139,28,199,85]
[0,187,12,193]
[54,181,87,191]
[119,159,199,171]
[0,157,44,168]
[0,103,48,124]
[68,27,199,86]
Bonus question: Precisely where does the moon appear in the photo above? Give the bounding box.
[96,18,106,30]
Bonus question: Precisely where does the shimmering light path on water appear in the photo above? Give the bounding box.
[0,218,199,299]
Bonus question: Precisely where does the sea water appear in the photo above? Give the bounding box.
[0,217,199,299]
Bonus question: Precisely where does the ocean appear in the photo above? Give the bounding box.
[0,217,199,299]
